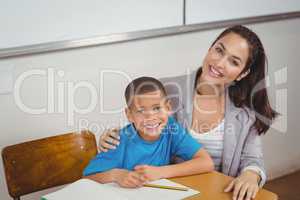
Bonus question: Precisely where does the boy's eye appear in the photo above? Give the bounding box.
[153,106,161,112]
[215,47,223,54]
[136,109,144,113]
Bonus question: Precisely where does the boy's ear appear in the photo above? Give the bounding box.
[165,99,172,115]
[125,107,134,122]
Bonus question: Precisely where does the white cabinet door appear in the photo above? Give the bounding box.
[0,0,183,48]
[186,0,300,24]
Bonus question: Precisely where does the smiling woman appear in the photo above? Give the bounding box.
[98,25,278,200]
[200,33,250,83]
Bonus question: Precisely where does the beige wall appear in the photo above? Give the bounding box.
[0,18,299,200]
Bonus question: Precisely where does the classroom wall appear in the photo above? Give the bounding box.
[186,0,300,24]
[0,0,182,48]
[0,18,299,200]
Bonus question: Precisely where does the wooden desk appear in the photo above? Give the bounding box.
[170,171,278,200]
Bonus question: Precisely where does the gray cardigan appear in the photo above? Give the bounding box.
[161,70,267,185]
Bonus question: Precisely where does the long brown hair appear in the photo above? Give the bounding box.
[196,25,278,135]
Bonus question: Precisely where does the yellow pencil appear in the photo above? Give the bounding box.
[143,183,188,191]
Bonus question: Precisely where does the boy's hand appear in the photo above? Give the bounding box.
[113,169,145,188]
[134,165,162,181]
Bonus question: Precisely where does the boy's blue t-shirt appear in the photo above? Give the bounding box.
[83,117,202,176]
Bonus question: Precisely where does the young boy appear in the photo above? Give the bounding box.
[83,77,213,188]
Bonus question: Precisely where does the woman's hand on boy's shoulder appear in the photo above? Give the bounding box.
[98,128,120,152]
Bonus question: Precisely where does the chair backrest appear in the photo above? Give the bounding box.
[2,130,97,199]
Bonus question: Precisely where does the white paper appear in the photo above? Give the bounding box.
[42,178,200,200]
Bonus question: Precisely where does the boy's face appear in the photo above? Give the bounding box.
[125,90,171,141]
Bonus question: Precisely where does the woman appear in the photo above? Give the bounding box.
[98,25,277,200]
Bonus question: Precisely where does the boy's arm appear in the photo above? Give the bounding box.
[83,130,125,177]
[84,169,119,183]
[161,148,214,177]
[84,169,145,188]
[134,148,214,181]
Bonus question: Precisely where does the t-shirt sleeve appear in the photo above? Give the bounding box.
[170,120,202,161]
[83,135,124,176]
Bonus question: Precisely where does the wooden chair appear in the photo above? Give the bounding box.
[1,130,98,200]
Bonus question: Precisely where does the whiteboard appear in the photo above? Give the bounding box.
[0,0,182,49]
[186,0,300,24]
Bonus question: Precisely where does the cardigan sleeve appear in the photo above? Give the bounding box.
[239,125,267,186]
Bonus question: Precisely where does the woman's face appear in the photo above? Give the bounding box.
[201,32,250,86]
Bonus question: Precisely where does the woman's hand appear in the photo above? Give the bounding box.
[98,128,120,152]
[224,170,260,200]
[134,165,162,182]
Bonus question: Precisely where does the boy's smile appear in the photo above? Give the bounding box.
[126,90,171,141]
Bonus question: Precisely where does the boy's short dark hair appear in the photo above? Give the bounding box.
[125,76,167,107]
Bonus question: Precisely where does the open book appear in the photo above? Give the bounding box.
[41,178,200,200]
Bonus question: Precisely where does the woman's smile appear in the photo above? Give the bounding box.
[208,65,224,78]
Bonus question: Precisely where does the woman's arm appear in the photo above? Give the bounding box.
[239,127,266,186]
[224,127,266,200]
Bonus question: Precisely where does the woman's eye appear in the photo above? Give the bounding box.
[231,59,240,67]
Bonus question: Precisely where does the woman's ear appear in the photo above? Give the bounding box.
[236,69,250,81]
